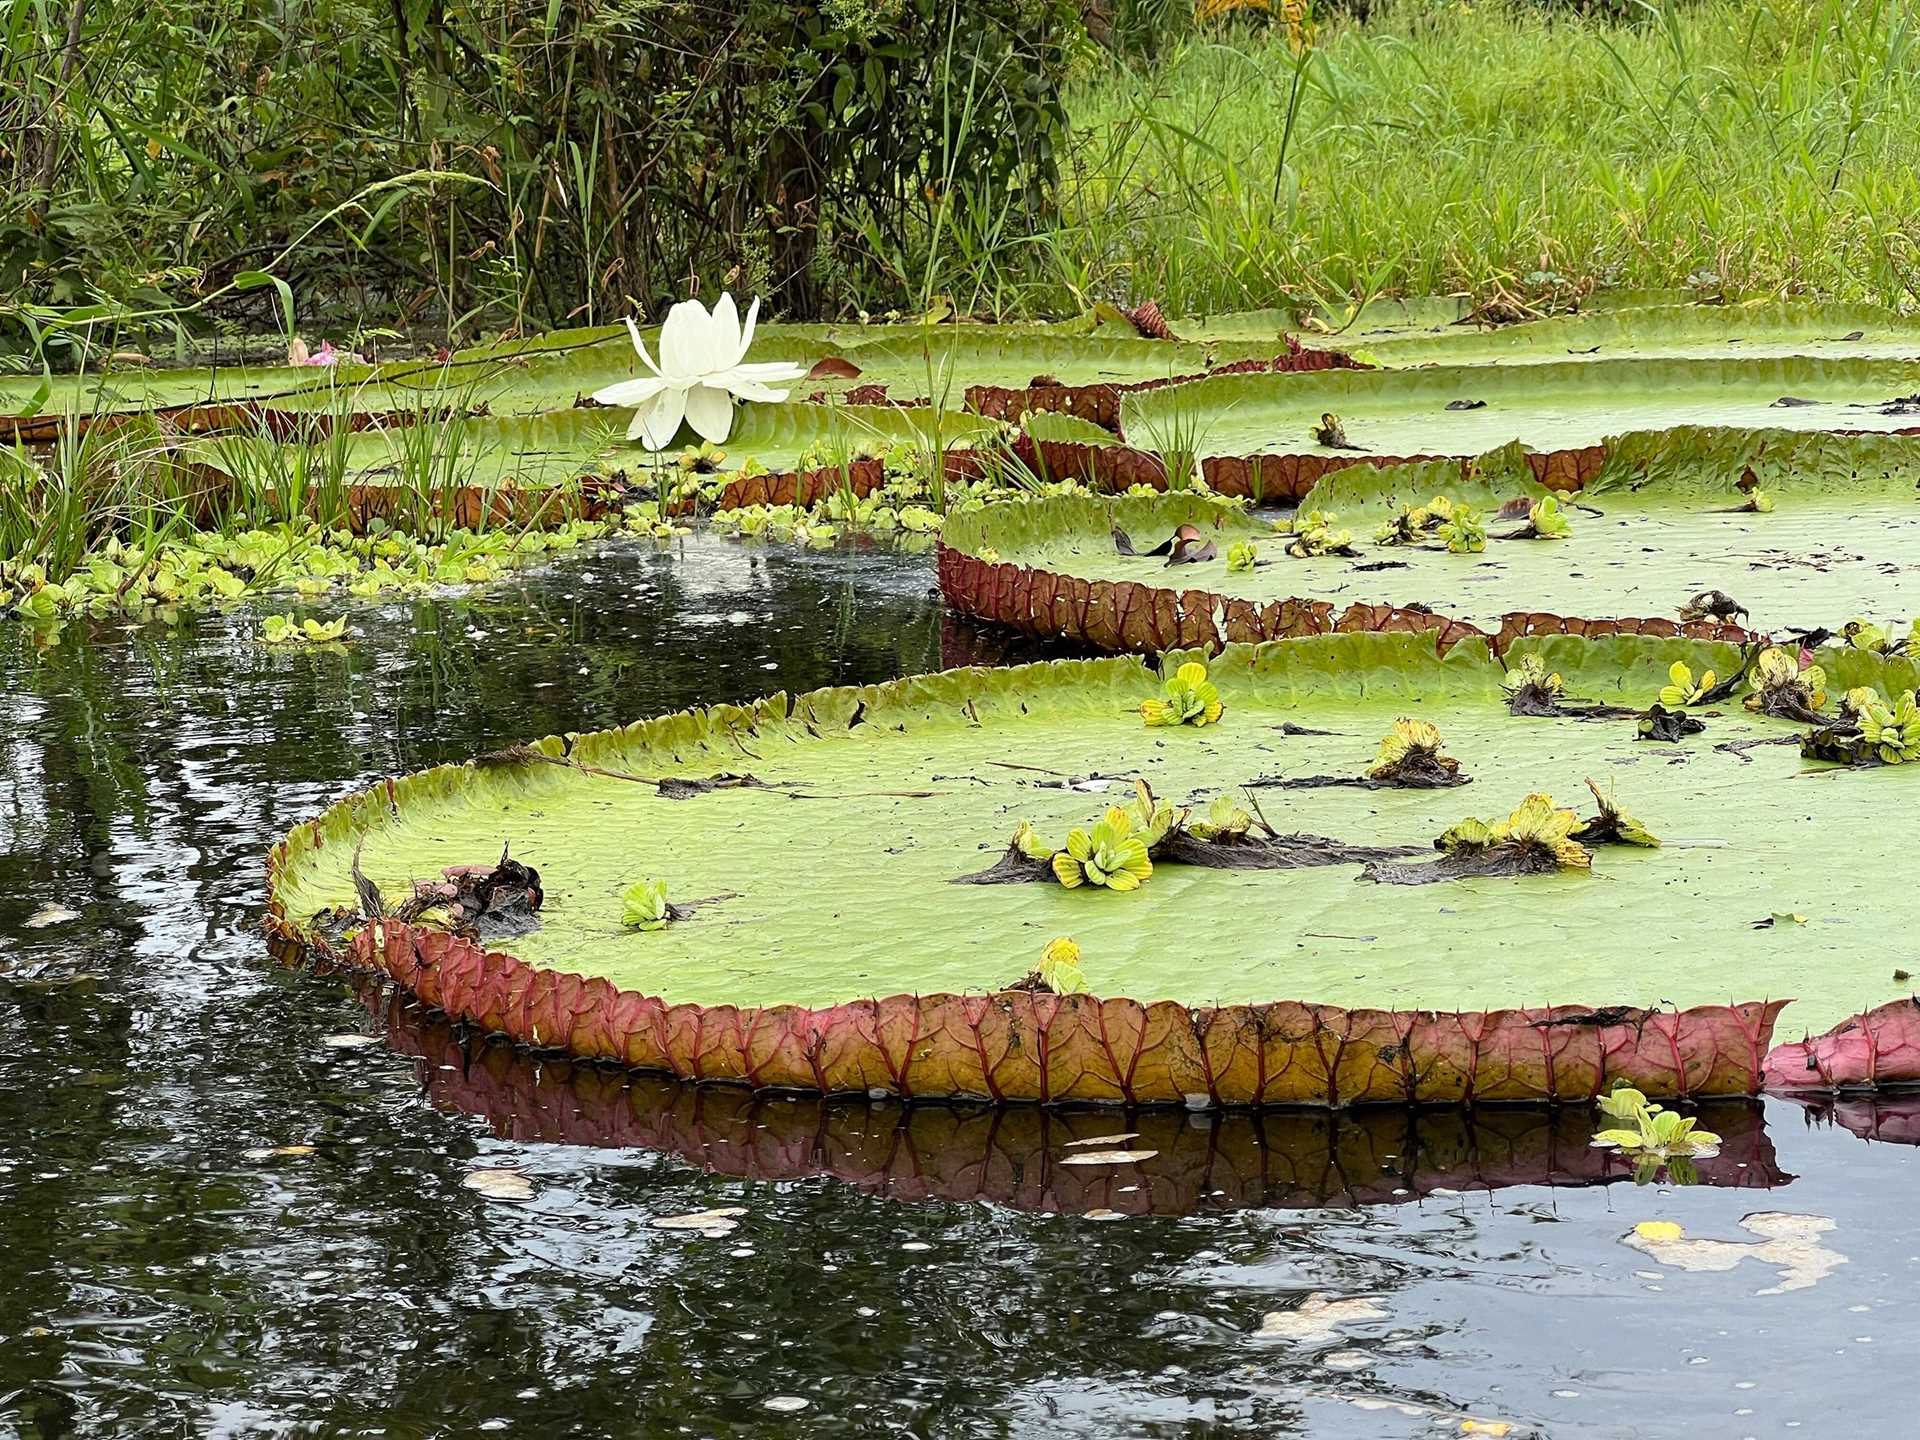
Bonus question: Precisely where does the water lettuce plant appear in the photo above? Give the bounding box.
[261,613,348,646]
[1440,505,1486,553]
[1283,509,1356,558]
[1374,495,1455,547]
[622,879,673,931]
[1141,660,1223,728]
[1591,1085,1722,1184]
[1051,807,1154,892]
[1861,691,1920,762]
[1658,660,1715,708]
[1226,541,1260,573]
[1497,494,1571,540]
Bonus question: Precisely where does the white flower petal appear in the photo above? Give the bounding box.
[625,317,661,376]
[683,385,734,444]
[728,360,809,384]
[736,296,762,367]
[707,294,742,374]
[658,300,711,379]
[593,376,668,408]
[726,380,792,404]
[639,386,688,449]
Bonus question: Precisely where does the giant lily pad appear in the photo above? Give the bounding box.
[1119,355,1920,461]
[939,430,1920,652]
[269,633,1920,1106]
[1357,303,1920,368]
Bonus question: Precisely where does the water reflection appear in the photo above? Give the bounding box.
[370,991,1793,1213]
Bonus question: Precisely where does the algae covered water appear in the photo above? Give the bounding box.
[2,536,1916,1438]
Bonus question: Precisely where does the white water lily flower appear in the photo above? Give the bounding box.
[594,294,807,449]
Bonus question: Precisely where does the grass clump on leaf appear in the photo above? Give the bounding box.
[1363,792,1593,885]
[1744,647,1827,722]
[1366,718,1465,787]
[1142,660,1223,728]
[1501,654,1565,714]
[1569,779,1660,848]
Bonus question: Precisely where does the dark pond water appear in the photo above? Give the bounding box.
[1,535,1915,1439]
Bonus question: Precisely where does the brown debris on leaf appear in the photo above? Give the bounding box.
[1680,589,1750,625]
[654,772,784,799]
[1112,522,1218,566]
[1312,412,1365,450]
[805,356,862,381]
[1638,704,1707,742]
[400,843,545,939]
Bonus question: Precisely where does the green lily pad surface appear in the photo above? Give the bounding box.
[1120,356,1920,458]
[945,433,1920,634]
[272,633,1914,1041]
[1357,303,1920,367]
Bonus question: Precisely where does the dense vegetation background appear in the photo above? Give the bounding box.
[4,0,1918,360]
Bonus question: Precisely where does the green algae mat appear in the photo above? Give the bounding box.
[939,430,1920,654]
[269,633,1920,1106]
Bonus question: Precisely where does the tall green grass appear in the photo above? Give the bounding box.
[1040,0,1920,314]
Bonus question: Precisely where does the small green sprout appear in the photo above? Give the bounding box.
[1051,806,1153,892]
[1142,660,1223,728]
[1226,541,1260,573]
[1658,660,1715,708]
[1591,1084,1721,1183]
[621,879,672,931]
[1037,937,1088,995]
